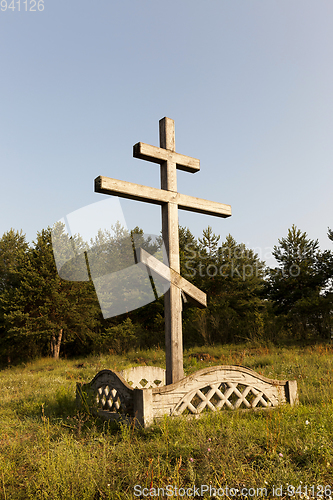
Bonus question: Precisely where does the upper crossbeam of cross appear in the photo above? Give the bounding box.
[95,118,231,385]
[95,127,231,220]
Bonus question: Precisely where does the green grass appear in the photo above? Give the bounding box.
[1,343,333,499]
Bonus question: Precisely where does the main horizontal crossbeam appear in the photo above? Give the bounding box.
[95,176,232,218]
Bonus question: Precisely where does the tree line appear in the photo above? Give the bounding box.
[0,223,332,365]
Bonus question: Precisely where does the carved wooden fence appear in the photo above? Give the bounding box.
[76,365,298,427]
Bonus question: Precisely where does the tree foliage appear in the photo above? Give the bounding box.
[265,225,332,339]
[328,227,333,243]
[0,227,101,363]
[181,227,266,345]
[0,222,332,364]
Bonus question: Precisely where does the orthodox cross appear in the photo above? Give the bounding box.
[95,117,231,385]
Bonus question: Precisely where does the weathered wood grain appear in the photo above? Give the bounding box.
[94,117,231,385]
[133,142,200,173]
[76,365,298,427]
[95,176,232,218]
[137,247,206,308]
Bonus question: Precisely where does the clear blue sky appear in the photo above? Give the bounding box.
[1,0,332,267]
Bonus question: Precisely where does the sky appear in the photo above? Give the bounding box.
[1,0,333,268]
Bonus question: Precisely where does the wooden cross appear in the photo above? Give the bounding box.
[95,117,231,385]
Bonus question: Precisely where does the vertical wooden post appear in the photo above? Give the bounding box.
[133,388,153,427]
[95,118,232,385]
[159,117,184,385]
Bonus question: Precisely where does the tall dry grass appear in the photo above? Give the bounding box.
[0,343,333,499]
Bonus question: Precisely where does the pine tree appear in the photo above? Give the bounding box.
[328,227,333,243]
[0,230,29,362]
[266,225,332,339]
[181,229,266,345]
[0,229,29,294]
[198,226,220,258]
[1,227,101,362]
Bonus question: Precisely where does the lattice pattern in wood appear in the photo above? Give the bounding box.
[76,365,297,427]
[173,381,272,415]
[96,385,123,412]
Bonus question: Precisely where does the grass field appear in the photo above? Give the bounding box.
[1,343,333,499]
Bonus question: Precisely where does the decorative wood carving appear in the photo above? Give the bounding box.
[76,365,298,427]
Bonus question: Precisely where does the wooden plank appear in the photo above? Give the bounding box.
[95,175,170,204]
[137,248,206,308]
[158,119,183,385]
[159,117,175,151]
[94,117,232,387]
[95,176,232,218]
[165,283,183,384]
[149,365,296,416]
[175,272,207,308]
[133,142,200,173]
[177,192,231,218]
